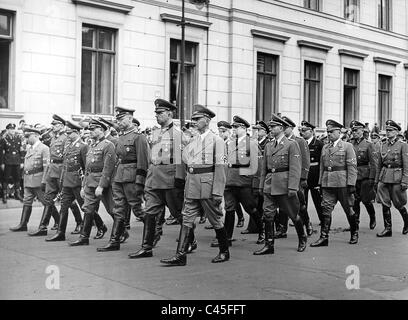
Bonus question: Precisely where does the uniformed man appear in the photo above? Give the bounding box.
[97,106,149,252]
[370,132,381,153]
[220,116,263,246]
[350,120,377,230]
[29,115,67,236]
[69,119,116,246]
[46,121,87,241]
[310,120,359,247]
[0,123,24,203]
[128,99,195,258]
[98,117,119,146]
[300,120,324,225]
[375,120,408,237]
[10,128,49,232]
[275,116,312,237]
[160,104,229,266]
[254,114,307,255]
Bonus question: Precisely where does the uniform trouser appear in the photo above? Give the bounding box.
[112,182,145,223]
[263,193,300,223]
[304,186,323,223]
[321,187,356,230]
[354,179,375,224]
[23,186,46,207]
[277,185,309,232]
[81,186,114,239]
[42,176,60,226]
[224,186,261,239]
[182,198,224,230]
[93,187,114,229]
[377,182,407,210]
[58,186,83,233]
[144,187,184,221]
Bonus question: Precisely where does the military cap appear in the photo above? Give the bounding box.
[232,115,250,128]
[300,120,315,130]
[281,116,296,128]
[24,127,41,135]
[191,104,215,120]
[350,120,365,130]
[253,120,269,133]
[51,114,66,126]
[88,118,108,131]
[98,117,115,128]
[325,119,344,131]
[154,99,177,113]
[133,118,140,126]
[6,123,16,130]
[115,106,135,120]
[385,119,401,131]
[65,120,82,132]
[370,132,380,139]
[217,121,232,130]
[268,113,290,127]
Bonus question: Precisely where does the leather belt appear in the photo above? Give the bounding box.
[119,159,137,164]
[267,167,289,173]
[85,167,103,174]
[383,164,401,169]
[24,168,43,175]
[67,167,81,173]
[187,166,215,174]
[50,159,63,164]
[357,161,369,167]
[310,162,319,166]
[228,164,250,168]
[324,166,347,172]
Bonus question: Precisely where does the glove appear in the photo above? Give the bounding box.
[368,179,375,188]
[212,195,223,207]
[41,183,46,192]
[20,163,24,169]
[401,183,408,191]
[315,185,322,197]
[80,188,85,199]
[300,179,308,189]
[288,189,297,198]
[347,185,356,195]
[95,186,104,198]
[174,178,185,189]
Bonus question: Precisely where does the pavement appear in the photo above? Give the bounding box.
[0,199,407,300]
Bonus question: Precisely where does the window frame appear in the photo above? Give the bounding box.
[378,0,392,31]
[303,0,320,12]
[344,0,360,23]
[0,10,14,110]
[303,60,323,127]
[377,74,392,129]
[343,68,360,126]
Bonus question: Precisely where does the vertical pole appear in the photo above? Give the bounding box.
[180,0,186,128]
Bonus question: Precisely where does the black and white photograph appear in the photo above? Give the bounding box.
[0,0,408,306]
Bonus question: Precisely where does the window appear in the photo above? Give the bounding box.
[344,0,359,22]
[378,75,392,128]
[343,68,359,127]
[378,0,391,30]
[304,0,320,11]
[81,25,116,115]
[304,61,322,126]
[0,11,13,109]
[170,39,198,119]
[256,52,278,121]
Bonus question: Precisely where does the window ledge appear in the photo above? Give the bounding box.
[0,110,25,119]
[297,40,332,52]
[251,29,290,43]
[71,0,134,14]
[338,49,368,59]
[160,13,212,29]
[373,57,400,66]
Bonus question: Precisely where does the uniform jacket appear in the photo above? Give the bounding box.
[145,122,186,189]
[84,137,116,188]
[0,133,24,165]
[45,132,67,180]
[106,134,119,148]
[225,135,259,187]
[260,136,301,195]
[113,128,149,185]
[375,139,408,185]
[23,141,50,188]
[307,137,324,188]
[289,134,310,180]
[61,138,88,188]
[351,138,377,181]
[319,139,357,188]
[258,136,269,152]
[182,130,226,199]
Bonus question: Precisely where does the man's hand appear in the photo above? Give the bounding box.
[212,194,223,207]
[174,178,185,189]
[401,183,408,191]
[80,188,85,199]
[20,163,24,169]
[347,185,356,194]
[0,164,4,171]
[95,186,104,198]
[300,179,308,189]
[288,189,297,198]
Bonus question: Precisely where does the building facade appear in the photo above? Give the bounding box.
[0,0,407,131]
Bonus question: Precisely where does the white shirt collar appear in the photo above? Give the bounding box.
[333,137,342,148]
[307,136,313,145]
[32,140,41,149]
[259,136,266,144]
[276,133,285,144]
[237,135,246,144]
[200,129,210,140]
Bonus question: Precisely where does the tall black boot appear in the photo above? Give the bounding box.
[293,216,307,252]
[310,215,330,247]
[93,213,107,239]
[300,204,313,236]
[212,227,230,263]
[353,202,360,231]
[14,182,24,202]
[186,222,197,254]
[2,184,7,204]
[10,205,32,232]
[348,211,359,245]
[377,206,392,237]
[275,210,288,238]
[160,225,191,266]
[70,202,82,234]
[50,205,60,230]
[398,207,408,235]
[253,220,274,255]
[97,218,124,252]
[251,209,265,245]
[128,214,156,258]
[69,212,92,246]
[213,211,234,247]
[365,203,376,230]
[46,205,68,242]
[28,206,53,236]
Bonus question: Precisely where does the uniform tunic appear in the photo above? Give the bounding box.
[0,133,24,183]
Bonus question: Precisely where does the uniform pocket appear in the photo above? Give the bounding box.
[200,175,213,199]
[394,168,402,183]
